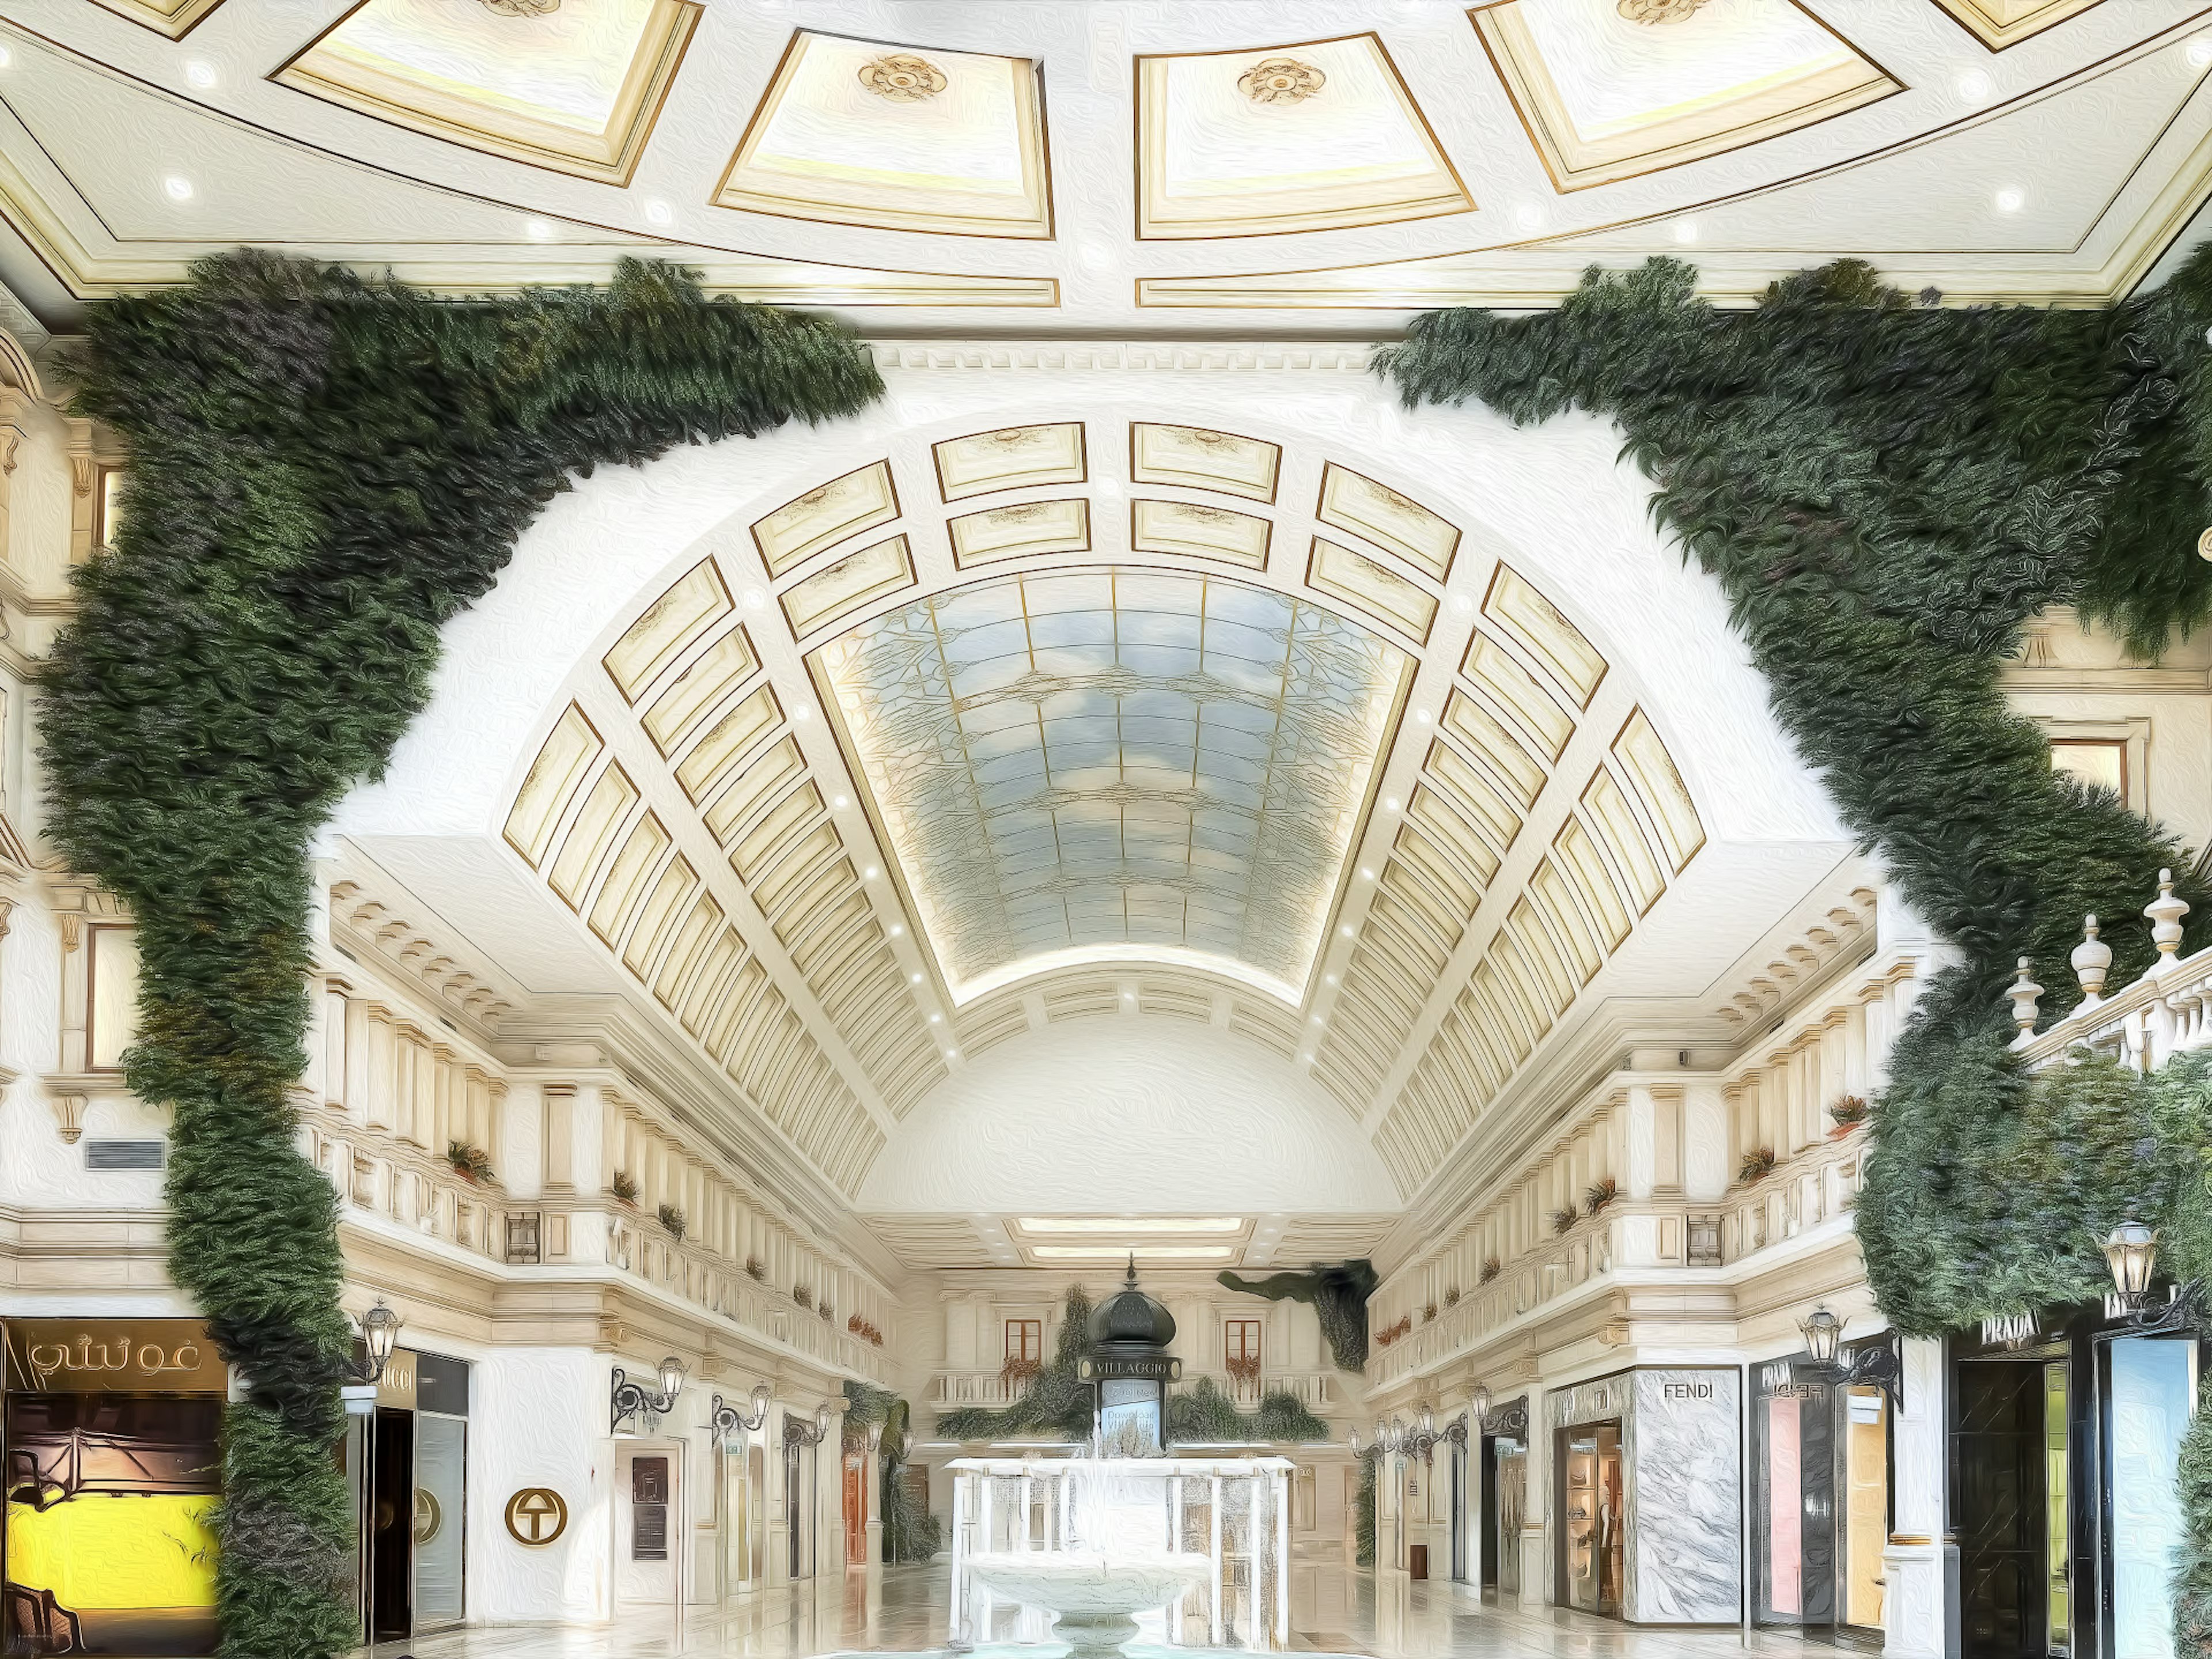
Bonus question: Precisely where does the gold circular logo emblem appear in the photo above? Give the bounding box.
[503,1486,569,1547]
[2196,525,2212,562]
[412,1488,442,1544]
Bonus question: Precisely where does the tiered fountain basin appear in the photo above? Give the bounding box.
[965,1551,1215,1658]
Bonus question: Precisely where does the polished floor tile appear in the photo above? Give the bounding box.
[392,1564,1779,1659]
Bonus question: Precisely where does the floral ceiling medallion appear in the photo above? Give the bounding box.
[858,54,949,102]
[1238,57,1325,106]
[1616,0,1713,21]
[476,0,562,15]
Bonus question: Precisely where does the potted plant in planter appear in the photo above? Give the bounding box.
[1584,1177,1618,1217]
[794,1285,812,1310]
[1478,1257,1501,1285]
[611,1170,639,1207]
[744,1256,765,1281]
[1550,1207,1578,1236]
[1225,1350,1262,1387]
[1737,1146,1778,1185]
[445,1141,494,1185]
[657,1203,686,1242]
[1827,1096,1869,1137]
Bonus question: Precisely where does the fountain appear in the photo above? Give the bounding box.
[945,1264,1295,1656]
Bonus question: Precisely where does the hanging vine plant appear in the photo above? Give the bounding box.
[41,251,881,1658]
[1376,248,2212,1647]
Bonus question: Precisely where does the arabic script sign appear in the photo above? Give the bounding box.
[1,1318,227,1392]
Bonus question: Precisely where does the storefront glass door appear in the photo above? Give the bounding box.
[412,1413,465,1630]
[1494,1440,1525,1598]
[1841,1382,1893,1634]
[2103,1338,2194,1659]
[1954,1359,2058,1659]
[1556,1422,1622,1616]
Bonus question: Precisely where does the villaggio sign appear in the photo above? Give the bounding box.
[1078,1354,1183,1382]
[2,1317,228,1392]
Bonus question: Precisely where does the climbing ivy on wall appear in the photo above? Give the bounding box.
[1218,1261,1378,1372]
[41,252,881,1659]
[842,1380,945,1563]
[1375,249,2212,1647]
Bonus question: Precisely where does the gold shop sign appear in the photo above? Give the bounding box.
[377,1347,418,1410]
[2,1318,228,1393]
[504,1487,569,1547]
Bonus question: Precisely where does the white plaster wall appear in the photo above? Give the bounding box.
[858,1016,1393,1213]
[470,1346,612,1625]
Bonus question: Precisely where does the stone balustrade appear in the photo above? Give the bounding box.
[929,1366,1339,1418]
[300,1104,893,1386]
[2012,869,2212,1074]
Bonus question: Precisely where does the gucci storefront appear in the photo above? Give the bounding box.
[1,1317,226,1657]
[1749,1337,1895,1643]
[343,1345,472,1646]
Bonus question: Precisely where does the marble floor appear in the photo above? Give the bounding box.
[391,1564,1804,1659]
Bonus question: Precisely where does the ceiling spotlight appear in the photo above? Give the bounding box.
[889,923,904,937]
[910,972,923,983]
[1359,867,1375,880]
[1299,1053,1312,1065]
[1078,239,1115,271]
[1512,202,1544,232]
[1955,70,1992,105]
[643,197,674,227]
[524,217,556,241]
[793,706,811,722]
[1325,973,1338,986]
[945,1050,958,1060]
[163,175,194,202]
[0,45,12,68]
[1123,991,1136,1003]
[1310,1014,1324,1024]
[1672,219,1699,245]
[1994,186,2025,214]
[2191,35,2212,69]
[834,794,850,809]
[1382,796,1400,813]
[1450,592,1474,613]
[863,863,878,878]
[742,587,766,609]
[1340,924,1354,937]
[1414,708,1433,725]
[929,1013,942,1024]
[184,58,217,89]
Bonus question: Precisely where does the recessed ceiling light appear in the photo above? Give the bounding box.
[1414,708,1432,725]
[163,175,194,202]
[1382,796,1400,813]
[793,706,811,722]
[1018,1217,1241,1233]
[834,794,850,809]
[1450,592,1474,613]
[1672,219,1699,245]
[643,197,673,227]
[1325,973,1338,986]
[1359,867,1375,881]
[1079,240,1114,271]
[1298,1053,1312,1064]
[743,587,766,609]
[184,59,217,89]
[1955,70,1992,105]
[910,972,923,983]
[1310,1014,1324,1024]
[1340,924,1354,937]
[1092,476,1125,501]
[2191,36,2212,69]
[1031,1245,1234,1262]
[889,923,904,937]
[945,1050,958,1059]
[524,217,556,241]
[1512,202,1544,232]
[863,863,878,878]
[1994,186,2025,214]
[1123,991,1136,1002]
[0,45,12,69]
[929,1013,942,1024]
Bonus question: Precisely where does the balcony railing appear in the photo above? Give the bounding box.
[2014,870,2212,1076]
[299,1104,892,1385]
[1363,1130,1866,1392]
[930,1368,1339,1420]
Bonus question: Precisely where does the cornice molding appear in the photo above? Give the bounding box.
[866,341,1377,373]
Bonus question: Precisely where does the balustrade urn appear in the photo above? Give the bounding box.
[2006,958,2043,1047]
[2146,870,2190,975]
[2071,914,2112,1006]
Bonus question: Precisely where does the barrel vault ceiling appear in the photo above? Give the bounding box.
[1,1,2210,327]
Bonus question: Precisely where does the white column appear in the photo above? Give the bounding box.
[1881,1338,1950,1659]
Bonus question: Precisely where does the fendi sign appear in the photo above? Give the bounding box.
[2,1319,227,1393]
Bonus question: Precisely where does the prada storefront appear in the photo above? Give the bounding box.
[1,1317,226,1657]
[1950,1296,2204,1659]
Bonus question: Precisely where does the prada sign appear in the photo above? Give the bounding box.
[2,1318,228,1393]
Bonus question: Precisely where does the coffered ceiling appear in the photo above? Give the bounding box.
[2,0,2209,327]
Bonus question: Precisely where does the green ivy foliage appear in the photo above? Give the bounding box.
[41,252,881,1658]
[1375,250,2212,1646]
[1354,1455,1377,1569]
[1166,1375,1329,1444]
[842,1380,946,1563]
[1217,1261,1378,1372]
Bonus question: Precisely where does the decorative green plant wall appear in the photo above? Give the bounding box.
[1376,249,2212,1647]
[1218,1261,1378,1372]
[936,1286,1328,1445]
[41,252,881,1658]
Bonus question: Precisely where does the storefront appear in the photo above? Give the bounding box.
[1550,1366,1741,1624]
[343,1344,471,1645]
[1,1317,226,1656]
[1477,1394,1529,1599]
[1749,1336,1895,1643]
[1949,1295,2203,1659]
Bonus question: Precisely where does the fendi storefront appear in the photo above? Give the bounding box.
[1,1318,227,1657]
